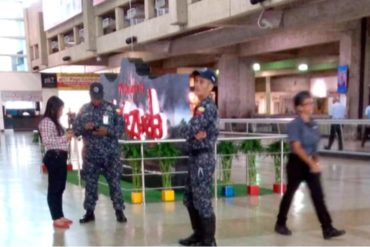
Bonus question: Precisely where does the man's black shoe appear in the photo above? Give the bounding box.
[116,210,127,223]
[275,224,292,236]
[323,227,345,240]
[179,233,202,246]
[79,211,95,224]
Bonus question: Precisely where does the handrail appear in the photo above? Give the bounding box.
[220,118,370,125]
[118,134,287,144]
[116,134,287,204]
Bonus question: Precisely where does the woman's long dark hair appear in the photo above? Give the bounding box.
[43,96,65,136]
[293,91,312,107]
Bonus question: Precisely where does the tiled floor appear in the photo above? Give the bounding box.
[1,132,370,246]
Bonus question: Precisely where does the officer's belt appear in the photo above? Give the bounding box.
[190,148,214,156]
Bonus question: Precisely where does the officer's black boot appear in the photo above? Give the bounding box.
[179,206,202,246]
[115,209,127,223]
[79,210,95,224]
[200,214,217,246]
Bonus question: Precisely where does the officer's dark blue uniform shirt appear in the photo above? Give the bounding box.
[287,116,321,155]
[185,96,219,152]
[73,101,124,158]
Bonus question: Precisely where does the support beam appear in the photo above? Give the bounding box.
[340,22,362,119]
[167,0,370,57]
[240,27,341,57]
[83,0,97,51]
[73,26,79,44]
[145,0,155,20]
[115,7,126,31]
[169,0,188,26]
[57,34,64,51]
[364,19,370,111]
[162,55,217,68]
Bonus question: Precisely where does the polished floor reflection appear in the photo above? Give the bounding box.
[1,132,370,246]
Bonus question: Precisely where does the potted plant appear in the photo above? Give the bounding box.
[123,143,143,204]
[217,141,238,197]
[239,139,264,196]
[266,141,289,194]
[146,143,180,202]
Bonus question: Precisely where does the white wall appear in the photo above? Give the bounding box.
[0,72,42,130]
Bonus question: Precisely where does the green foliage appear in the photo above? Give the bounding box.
[266,141,289,183]
[239,139,264,154]
[265,141,290,153]
[247,153,258,185]
[123,144,142,190]
[146,143,180,189]
[217,141,238,185]
[32,132,39,143]
[239,139,264,185]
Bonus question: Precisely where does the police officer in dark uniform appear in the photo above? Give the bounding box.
[275,91,345,239]
[73,82,127,224]
[179,69,219,246]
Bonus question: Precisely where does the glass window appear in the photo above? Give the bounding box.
[0,38,26,55]
[0,20,24,37]
[0,56,12,71]
[0,0,29,71]
[0,1,23,19]
[0,55,27,72]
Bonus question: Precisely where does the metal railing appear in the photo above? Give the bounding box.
[221,118,370,156]
[115,134,287,205]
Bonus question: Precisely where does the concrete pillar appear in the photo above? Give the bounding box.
[217,54,255,118]
[0,100,4,131]
[169,0,188,25]
[340,22,362,118]
[265,77,272,115]
[57,34,64,51]
[115,7,126,31]
[83,0,96,51]
[145,0,155,20]
[38,13,48,65]
[363,18,370,112]
[73,26,79,44]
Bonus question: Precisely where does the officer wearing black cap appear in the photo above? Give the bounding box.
[180,69,219,246]
[73,82,127,224]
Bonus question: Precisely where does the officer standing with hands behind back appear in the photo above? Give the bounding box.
[179,69,219,246]
[73,82,127,224]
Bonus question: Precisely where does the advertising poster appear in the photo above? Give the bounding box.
[337,65,349,94]
[57,73,100,90]
[100,59,192,140]
[41,73,57,88]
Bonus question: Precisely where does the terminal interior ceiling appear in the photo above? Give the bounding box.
[1,0,370,246]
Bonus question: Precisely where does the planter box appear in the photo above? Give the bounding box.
[247,185,260,196]
[161,189,175,202]
[273,183,287,194]
[131,191,143,204]
[222,185,235,197]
